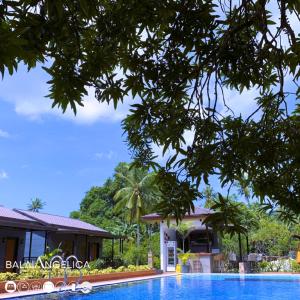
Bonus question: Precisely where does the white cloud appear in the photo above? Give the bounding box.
[13,89,131,124]
[220,88,260,119]
[151,129,195,165]
[60,95,130,124]
[183,129,195,146]
[94,150,116,160]
[14,98,53,121]
[0,171,8,180]
[152,143,177,164]
[0,129,10,138]
[0,65,132,124]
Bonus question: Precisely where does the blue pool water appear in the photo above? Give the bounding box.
[13,274,300,299]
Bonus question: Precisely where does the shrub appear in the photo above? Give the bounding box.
[178,251,195,265]
[0,264,152,282]
[0,272,18,281]
[37,247,62,267]
[18,264,48,280]
[116,266,126,272]
[153,256,160,269]
[89,259,106,270]
[123,243,148,266]
[111,256,125,268]
[258,259,292,272]
[290,260,300,273]
[258,261,268,271]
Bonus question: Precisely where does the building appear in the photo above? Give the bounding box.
[0,206,114,272]
[142,207,221,273]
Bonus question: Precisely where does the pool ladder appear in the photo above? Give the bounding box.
[48,255,83,293]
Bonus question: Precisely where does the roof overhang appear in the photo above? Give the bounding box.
[54,228,115,238]
[0,217,48,231]
[0,207,115,238]
[142,213,212,223]
[14,209,115,238]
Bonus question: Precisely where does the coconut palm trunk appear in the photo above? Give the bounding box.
[136,223,141,265]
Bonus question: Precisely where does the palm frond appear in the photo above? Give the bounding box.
[138,172,156,188]
[113,187,132,201]
[115,172,135,187]
[126,193,135,209]
[114,197,128,212]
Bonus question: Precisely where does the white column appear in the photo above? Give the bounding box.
[160,221,166,271]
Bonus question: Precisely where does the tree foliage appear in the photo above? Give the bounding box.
[203,193,250,236]
[114,164,159,223]
[1,0,300,219]
[70,162,161,265]
[213,197,298,257]
[203,186,217,208]
[250,217,291,256]
[171,221,194,253]
[70,162,136,228]
[27,198,45,212]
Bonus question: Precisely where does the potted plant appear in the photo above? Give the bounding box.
[178,251,195,273]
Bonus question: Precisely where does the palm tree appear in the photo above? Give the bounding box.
[113,165,159,263]
[203,186,217,208]
[113,166,158,223]
[27,198,45,212]
[109,221,138,242]
[172,221,193,253]
[108,221,139,255]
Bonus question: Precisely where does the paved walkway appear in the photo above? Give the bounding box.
[0,272,177,299]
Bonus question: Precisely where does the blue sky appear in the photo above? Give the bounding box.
[0,65,132,215]
[0,64,232,217]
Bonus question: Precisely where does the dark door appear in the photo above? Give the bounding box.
[4,238,19,271]
[89,243,99,260]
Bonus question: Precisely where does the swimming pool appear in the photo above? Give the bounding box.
[12,274,300,299]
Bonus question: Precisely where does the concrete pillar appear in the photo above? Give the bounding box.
[160,221,166,271]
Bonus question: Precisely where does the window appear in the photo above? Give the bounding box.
[31,231,46,257]
[24,231,46,260]
[24,231,31,258]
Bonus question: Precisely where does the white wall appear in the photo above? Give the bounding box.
[159,218,219,272]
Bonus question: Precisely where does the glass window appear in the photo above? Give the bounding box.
[30,231,46,258]
[24,231,31,258]
[167,247,175,265]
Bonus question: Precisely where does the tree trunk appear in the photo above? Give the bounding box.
[136,224,140,265]
[182,238,185,253]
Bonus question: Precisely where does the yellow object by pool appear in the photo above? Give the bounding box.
[297,251,300,264]
[176,264,181,273]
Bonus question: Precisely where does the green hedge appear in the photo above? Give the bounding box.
[0,264,152,282]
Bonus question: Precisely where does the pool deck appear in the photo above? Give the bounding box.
[0,272,177,299]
